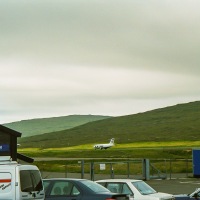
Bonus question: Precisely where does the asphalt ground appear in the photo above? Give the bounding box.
[146,178,200,195]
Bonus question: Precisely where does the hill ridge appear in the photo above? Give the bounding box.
[4,115,112,137]
[19,101,200,148]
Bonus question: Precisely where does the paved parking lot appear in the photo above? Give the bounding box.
[147,178,200,195]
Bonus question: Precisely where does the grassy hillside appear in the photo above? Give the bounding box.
[19,101,200,148]
[4,115,111,137]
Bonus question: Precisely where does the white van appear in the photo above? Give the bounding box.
[0,160,45,200]
[96,179,175,200]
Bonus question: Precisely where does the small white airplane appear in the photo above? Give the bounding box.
[93,138,115,150]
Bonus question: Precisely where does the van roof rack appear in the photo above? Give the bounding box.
[0,156,12,162]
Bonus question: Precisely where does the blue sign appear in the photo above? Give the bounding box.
[193,149,200,177]
[0,144,10,152]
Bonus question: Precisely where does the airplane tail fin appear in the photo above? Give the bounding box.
[110,138,114,144]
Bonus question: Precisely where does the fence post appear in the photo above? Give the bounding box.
[186,159,188,177]
[90,162,94,181]
[81,160,84,179]
[65,165,67,178]
[142,159,150,180]
[110,163,114,179]
[127,161,130,178]
[169,159,172,180]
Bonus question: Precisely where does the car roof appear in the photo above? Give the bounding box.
[96,179,141,183]
[43,178,86,181]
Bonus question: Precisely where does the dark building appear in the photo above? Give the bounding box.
[0,125,33,163]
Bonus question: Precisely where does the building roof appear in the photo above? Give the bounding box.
[0,124,22,137]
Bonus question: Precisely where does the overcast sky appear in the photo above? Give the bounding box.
[1,0,200,124]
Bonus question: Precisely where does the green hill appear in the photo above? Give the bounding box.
[4,115,111,137]
[19,101,200,148]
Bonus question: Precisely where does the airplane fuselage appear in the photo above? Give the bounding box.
[93,138,114,150]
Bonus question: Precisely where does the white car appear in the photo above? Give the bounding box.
[96,179,175,200]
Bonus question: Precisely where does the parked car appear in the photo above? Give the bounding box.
[174,188,200,199]
[96,179,175,200]
[43,178,130,200]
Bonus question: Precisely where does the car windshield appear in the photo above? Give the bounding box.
[132,181,157,195]
[81,180,110,193]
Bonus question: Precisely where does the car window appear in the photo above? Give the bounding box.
[97,182,106,187]
[20,170,43,192]
[194,191,200,197]
[107,183,121,193]
[132,181,156,195]
[106,182,133,195]
[71,186,80,195]
[50,181,80,196]
[43,181,51,193]
[122,183,133,196]
[81,180,109,193]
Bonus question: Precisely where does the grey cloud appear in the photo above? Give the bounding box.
[1,0,200,75]
[1,0,200,123]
